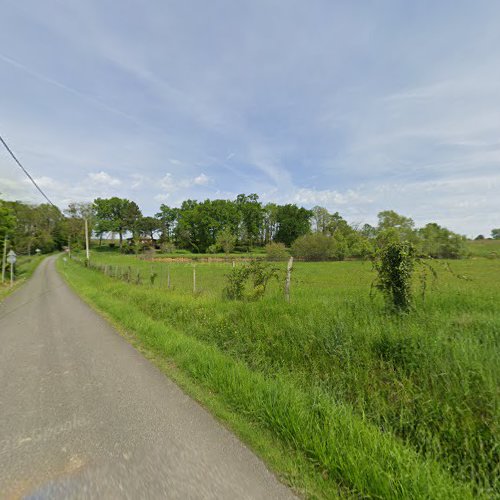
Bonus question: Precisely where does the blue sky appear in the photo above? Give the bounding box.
[0,0,499,237]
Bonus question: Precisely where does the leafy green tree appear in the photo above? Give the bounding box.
[491,228,500,240]
[64,202,94,249]
[274,204,312,246]
[138,216,161,241]
[93,197,142,249]
[155,205,179,241]
[377,210,416,245]
[235,194,263,247]
[418,223,467,258]
[262,203,279,244]
[215,227,237,254]
[0,199,16,242]
[5,201,65,253]
[311,206,331,234]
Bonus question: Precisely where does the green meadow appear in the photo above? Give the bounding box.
[59,248,499,498]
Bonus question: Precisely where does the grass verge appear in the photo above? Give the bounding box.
[0,254,46,302]
[57,257,477,499]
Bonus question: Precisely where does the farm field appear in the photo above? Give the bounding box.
[59,251,499,498]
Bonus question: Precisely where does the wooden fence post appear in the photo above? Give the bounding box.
[167,266,171,289]
[285,256,293,303]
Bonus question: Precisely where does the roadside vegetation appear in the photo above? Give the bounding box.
[3,195,499,497]
[0,254,45,301]
[60,250,499,498]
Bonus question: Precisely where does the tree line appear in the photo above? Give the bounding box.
[1,194,495,259]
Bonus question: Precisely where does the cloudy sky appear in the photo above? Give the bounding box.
[1,0,499,237]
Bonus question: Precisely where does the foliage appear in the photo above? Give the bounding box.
[274,204,313,246]
[215,227,237,254]
[93,197,142,249]
[3,201,65,253]
[63,254,500,496]
[223,260,280,300]
[264,242,288,261]
[0,200,16,241]
[417,223,467,258]
[492,228,500,240]
[291,233,338,260]
[374,241,416,311]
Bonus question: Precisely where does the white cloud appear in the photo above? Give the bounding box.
[193,173,209,185]
[158,172,211,192]
[88,171,121,186]
[292,188,369,206]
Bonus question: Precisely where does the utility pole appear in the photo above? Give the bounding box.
[84,218,90,262]
[1,234,7,284]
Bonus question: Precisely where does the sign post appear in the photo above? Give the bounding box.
[7,250,16,287]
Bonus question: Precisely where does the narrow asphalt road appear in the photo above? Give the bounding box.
[0,256,295,499]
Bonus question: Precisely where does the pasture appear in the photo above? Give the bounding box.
[60,250,499,498]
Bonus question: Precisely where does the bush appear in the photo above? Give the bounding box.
[291,233,345,261]
[374,241,416,312]
[215,228,237,254]
[265,242,289,261]
[160,242,176,253]
[223,260,281,300]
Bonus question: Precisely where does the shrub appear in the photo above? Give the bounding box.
[223,260,281,300]
[215,228,237,254]
[374,241,416,312]
[160,242,176,253]
[291,233,343,261]
[265,242,288,261]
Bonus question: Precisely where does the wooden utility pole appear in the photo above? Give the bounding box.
[84,218,90,262]
[1,235,7,284]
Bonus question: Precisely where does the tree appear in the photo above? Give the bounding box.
[64,202,94,249]
[377,210,416,242]
[492,228,500,240]
[138,216,161,241]
[0,200,16,242]
[93,197,142,249]
[155,205,178,241]
[262,203,279,244]
[418,223,466,259]
[215,227,237,254]
[311,206,330,234]
[235,194,263,247]
[274,204,312,247]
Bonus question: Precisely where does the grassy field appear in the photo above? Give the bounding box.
[0,254,45,302]
[467,239,500,258]
[59,251,499,498]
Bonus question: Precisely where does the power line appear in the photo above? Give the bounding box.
[0,133,56,207]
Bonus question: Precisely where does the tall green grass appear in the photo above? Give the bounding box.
[0,254,45,301]
[62,254,499,497]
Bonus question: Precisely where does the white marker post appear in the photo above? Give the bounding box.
[7,250,16,288]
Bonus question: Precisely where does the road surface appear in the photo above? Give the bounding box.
[0,256,295,499]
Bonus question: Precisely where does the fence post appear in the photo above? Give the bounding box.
[193,265,196,293]
[167,266,171,289]
[285,256,293,303]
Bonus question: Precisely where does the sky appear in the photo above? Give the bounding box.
[0,0,499,237]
